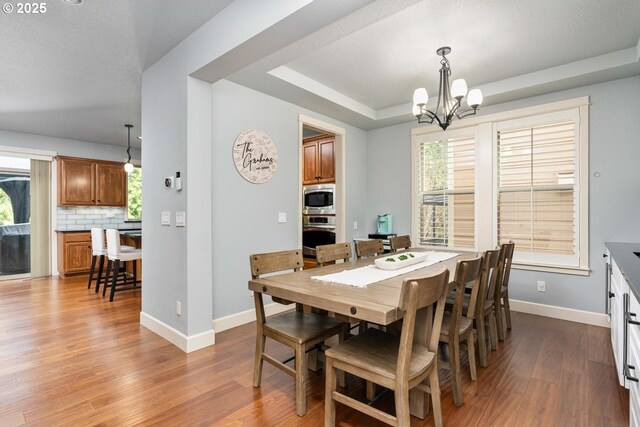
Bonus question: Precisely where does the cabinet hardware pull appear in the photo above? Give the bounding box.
[625,364,639,382]
[609,292,615,298]
[603,253,608,258]
[627,312,640,326]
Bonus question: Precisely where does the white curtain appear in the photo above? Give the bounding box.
[30,159,51,278]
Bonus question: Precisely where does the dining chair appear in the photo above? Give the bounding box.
[250,249,347,417]
[316,242,352,266]
[389,235,411,252]
[324,267,450,427]
[494,241,515,341]
[355,239,384,260]
[439,255,483,407]
[471,249,500,367]
[87,228,133,293]
[103,228,142,302]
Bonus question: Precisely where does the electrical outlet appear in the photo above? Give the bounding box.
[537,281,546,292]
[176,301,182,316]
[353,221,358,230]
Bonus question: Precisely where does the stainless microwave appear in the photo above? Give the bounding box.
[303,183,335,215]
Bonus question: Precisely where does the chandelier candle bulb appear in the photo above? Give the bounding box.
[451,79,467,99]
[467,89,483,108]
[413,88,428,105]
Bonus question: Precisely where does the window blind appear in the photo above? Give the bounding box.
[497,121,575,255]
[417,135,475,248]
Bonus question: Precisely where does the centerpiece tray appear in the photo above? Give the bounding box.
[374,251,428,270]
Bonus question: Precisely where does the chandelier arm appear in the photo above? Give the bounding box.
[456,107,479,120]
[420,108,443,127]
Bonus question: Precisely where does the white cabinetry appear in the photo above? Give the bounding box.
[627,285,640,426]
[610,255,629,387]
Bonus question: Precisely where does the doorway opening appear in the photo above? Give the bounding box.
[0,156,31,278]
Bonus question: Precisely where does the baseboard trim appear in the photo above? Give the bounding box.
[140,311,215,353]
[509,299,610,328]
[213,302,292,333]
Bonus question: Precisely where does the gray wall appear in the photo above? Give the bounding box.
[210,79,368,319]
[366,75,640,313]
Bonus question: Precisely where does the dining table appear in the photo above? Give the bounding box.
[248,247,479,419]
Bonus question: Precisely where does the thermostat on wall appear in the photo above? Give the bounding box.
[165,176,174,188]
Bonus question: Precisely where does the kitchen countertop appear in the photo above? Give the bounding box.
[606,242,640,302]
[55,228,141,233]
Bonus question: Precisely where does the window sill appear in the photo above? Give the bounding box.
[512,262,590,276]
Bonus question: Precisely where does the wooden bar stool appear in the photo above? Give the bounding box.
[104,228,142,302]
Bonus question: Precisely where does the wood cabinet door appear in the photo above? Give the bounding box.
[303,141,319,185]
[58,158,95,205]
[317,139,335,183]
[64,241,92,273]
[95,163,127,206]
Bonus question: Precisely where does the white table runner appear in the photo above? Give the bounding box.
[311,251,460,288]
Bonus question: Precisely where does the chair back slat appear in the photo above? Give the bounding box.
[396,267,450,383]
[449,256,483,337]
[355,239,384,259]
[250,249,303,279]
[389,235,411,252]
[494,241,515,300]
[316,243,352,266]
[479,249,500,313]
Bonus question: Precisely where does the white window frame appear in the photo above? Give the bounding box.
[411,96,589,275]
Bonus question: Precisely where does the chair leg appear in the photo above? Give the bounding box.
[495,297,505,341]
[95,255,105,294]
[253,334,266,387]
[394,383,410,427]
[366,381,376,401]
[295,343,307,416]
[324,357,336,427]
[503,291,512,331]
[477,316,488,368]
[429,365,443,427]
[449,340,463,407]
[336,324,348,388]
[87,255,96,289]
[489,311,498,351]
[103,260,112,297]
[308,346,319,372]
[467,333,477,381]
[109,259,120,302]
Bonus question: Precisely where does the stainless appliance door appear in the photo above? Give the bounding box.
[302,227,336,257]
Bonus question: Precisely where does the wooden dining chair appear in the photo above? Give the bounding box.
[324,267,450,427]
[316,242,352,266]
[472,249,500,367]
[494,241,515,341]
[355,239,384,259]
[439,255,483,407]
[250,249,347,417]
[389,235,411,252]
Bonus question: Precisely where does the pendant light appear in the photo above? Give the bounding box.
[124,124,134,173]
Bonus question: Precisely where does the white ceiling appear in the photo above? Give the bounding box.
[0,0,233,147]
[1,0,639,146]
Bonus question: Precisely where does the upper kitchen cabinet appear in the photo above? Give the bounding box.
[303,135,335,185]
[57,156,127,206]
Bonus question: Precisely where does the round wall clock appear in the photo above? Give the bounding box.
[232,129,278,184]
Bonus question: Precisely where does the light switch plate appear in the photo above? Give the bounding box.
[278,212,286,223]
[176,211,186,227]
[161,211,171,226]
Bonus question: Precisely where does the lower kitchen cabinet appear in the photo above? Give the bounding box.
[57,231,92,277]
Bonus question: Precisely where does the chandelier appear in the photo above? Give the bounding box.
[412,47,483,130]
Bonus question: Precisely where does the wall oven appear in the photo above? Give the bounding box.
[303,183,335,215]
[302,215,336,257]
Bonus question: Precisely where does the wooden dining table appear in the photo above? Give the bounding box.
[248,248,479,419]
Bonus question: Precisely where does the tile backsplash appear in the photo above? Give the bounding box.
[56,207,140,231]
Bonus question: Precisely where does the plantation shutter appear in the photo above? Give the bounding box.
[417,134,475,248]
[497,120,576,256]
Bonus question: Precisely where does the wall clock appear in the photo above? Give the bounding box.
[232,129,278,184]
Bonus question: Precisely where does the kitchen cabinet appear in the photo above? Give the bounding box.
[303,136,334,185]
[606,244,640,427]
[57,156,127,206]
[57,231,92,278]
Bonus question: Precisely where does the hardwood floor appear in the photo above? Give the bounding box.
[0,275,628,426]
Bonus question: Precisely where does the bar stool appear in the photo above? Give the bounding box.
[104,228,142,302]
[87,228,133,294]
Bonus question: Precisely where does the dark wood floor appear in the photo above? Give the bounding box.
[0,275,628,426]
